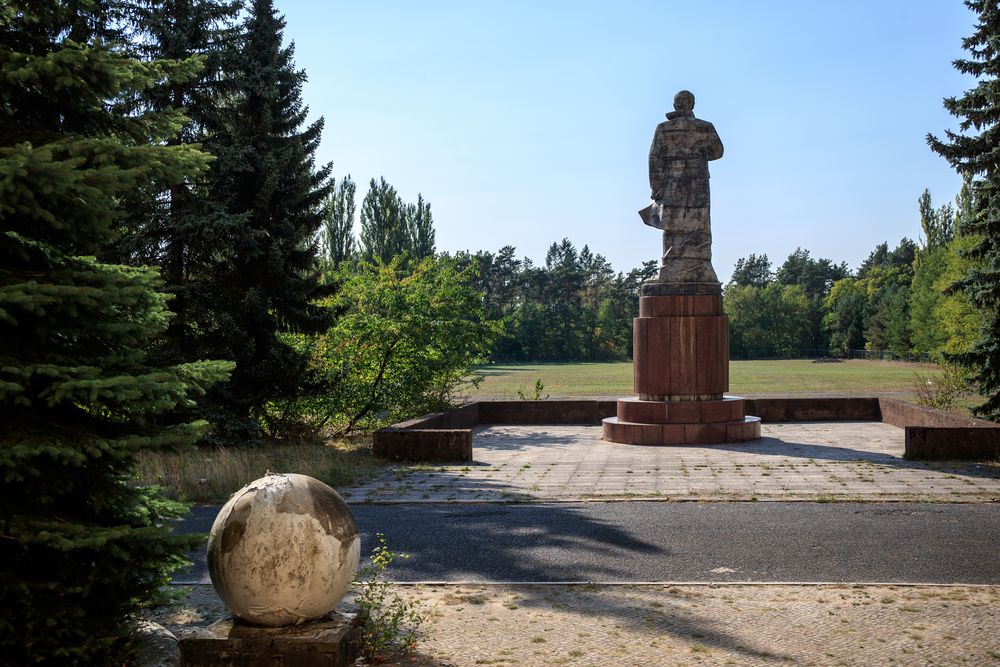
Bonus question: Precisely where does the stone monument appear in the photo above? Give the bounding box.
[603,91,761,445]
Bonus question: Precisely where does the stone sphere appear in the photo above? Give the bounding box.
[207,473,360,626]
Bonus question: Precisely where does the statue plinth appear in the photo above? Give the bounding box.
[602,90,760,446]
[602,294,760,445]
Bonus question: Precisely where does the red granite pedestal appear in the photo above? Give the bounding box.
[603,293,761,445]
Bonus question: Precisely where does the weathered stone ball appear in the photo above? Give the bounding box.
[206,473,360,626]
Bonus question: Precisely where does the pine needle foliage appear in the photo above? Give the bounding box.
[0,1,231,662]
[927,0,1000,420]
[194,0,335,435]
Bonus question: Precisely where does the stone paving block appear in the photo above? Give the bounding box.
[348,423,1000,503]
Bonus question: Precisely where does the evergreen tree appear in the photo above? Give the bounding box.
[200,0,335,430]
[729,253,772,287]
[928,0,1000,418]
[0,2,231,661]
[321,174,357,270]
[111,0,240,340]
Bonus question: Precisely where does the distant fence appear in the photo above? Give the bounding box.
[728,349,935,363]
[491,349,936,364]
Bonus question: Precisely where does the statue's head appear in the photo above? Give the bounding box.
[673,90,695,113]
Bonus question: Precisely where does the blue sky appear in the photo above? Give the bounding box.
[281,1,974,281]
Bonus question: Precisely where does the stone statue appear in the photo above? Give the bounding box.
[640,90,724,295]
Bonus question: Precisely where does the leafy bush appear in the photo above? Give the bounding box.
[264,256,501,436]
[913,362,969,411]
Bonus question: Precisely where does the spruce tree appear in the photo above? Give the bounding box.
[927,0,1000,419]
[111,0,241,351]
[0,1,231,662]
[202,0,334,428]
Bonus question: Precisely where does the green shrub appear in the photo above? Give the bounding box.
[353,533,427,661]
[263,257,502,437]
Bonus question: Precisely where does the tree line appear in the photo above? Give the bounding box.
[724,185,980,361]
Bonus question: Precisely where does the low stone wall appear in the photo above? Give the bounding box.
[905,426,1000,460]
[372,428,472,462]
[478,400,617,425]
[747,397,881,422]
[373,398,1000,462]
[878,397,994,429]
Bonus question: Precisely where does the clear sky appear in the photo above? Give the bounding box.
[280,1,975,282]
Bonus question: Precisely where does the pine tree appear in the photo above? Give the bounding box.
[0,1,231,661]
[927,0,1000,419]
[199,0,335,430]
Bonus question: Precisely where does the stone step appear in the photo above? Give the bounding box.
[617,395,746,424]
[602,416,761,445]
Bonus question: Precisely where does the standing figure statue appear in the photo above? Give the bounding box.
[640,90,724,294]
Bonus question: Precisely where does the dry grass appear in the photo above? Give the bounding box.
[134,435,386,503]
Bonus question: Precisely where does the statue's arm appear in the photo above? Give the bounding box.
[706,123,724,161]
[648,128,664,198]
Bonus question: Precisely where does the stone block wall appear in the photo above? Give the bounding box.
[372,398,1000,462]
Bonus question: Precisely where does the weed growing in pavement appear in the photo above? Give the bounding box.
[353,533,427,662]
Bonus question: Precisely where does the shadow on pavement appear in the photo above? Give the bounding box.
[711,435,1000,480]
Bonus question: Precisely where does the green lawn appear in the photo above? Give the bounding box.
[471,359,943,399]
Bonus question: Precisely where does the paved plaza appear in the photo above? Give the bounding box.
[345,422,1000,503]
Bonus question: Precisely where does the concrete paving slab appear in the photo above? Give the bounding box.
[345,422,1000,503]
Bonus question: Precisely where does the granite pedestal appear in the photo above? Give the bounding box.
[603,292,760,445]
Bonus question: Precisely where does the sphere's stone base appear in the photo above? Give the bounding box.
[180,614,359,667]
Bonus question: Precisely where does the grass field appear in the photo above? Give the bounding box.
[471,359,944,399]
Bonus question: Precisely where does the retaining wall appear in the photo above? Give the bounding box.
[373,398,1000,462]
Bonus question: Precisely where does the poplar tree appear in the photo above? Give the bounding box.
[360,177,437,263]
[927,0,1000,419]
[360,176,407,263]
[201,0,334,429]
[321,174,358,270]
[407,193,436,259]
[0,1,231,661]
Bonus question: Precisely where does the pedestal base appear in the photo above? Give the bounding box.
[180,614,359,667]
[603,410,761,445]
[605,292,761,446]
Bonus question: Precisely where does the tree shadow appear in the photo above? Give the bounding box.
[174,495,793,662]
[709,432,1000,481]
